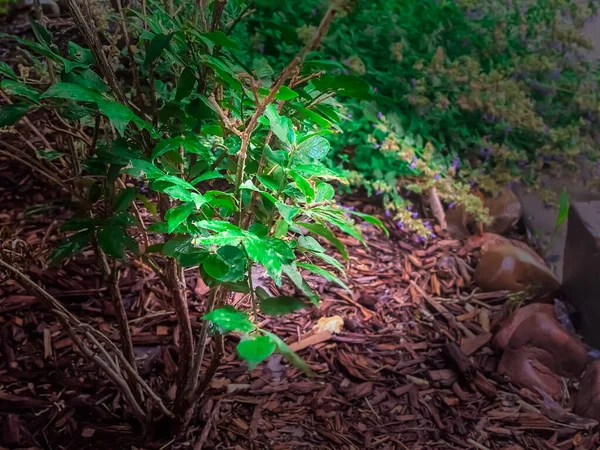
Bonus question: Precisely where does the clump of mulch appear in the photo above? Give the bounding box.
[1,158,598,450]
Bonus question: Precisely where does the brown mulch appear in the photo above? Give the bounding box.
[1,155,599,450]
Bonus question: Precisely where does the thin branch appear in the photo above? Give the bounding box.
[0,147,68,191]
[0,91,53,149]
[0,259,147,422]
[226,1,254,36]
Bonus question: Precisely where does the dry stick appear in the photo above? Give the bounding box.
[231,5,338,225]
[168,259,195,418]
[116,178,150,249]
[0,147,68,191]
[0,92,53,150]
[210,0,227,31]
[64,0,128,106]
[115,0,143,105]
[98,249,140,388]
[80,323,174,419]
[0,259,147,423]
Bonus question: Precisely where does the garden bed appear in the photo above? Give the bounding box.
[1,157,597,450]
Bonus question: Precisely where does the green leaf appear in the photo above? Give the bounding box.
[253,57,274,81]
[556,188,569,229]
[203,305,254,333]
[190,170,224,184]
[144,32,173,67]
[97,226,138,259]
[295,222,348,260]
[62,68,108,93]
[175,67,196,102]
[315,183,335,202]
[0,62,17,80]
[97,100,135,136]
[237,335,276,369]
[275,86,298,101]
[289,170,314,203]
[166,202,195,233]
[298,235,324,253]
[30,20,53,47]
[282,263,319,305]
[41,82,102,103]
[114,187,136,213]
[276,202,301,224]
[259,295,307,316]
[292,163,347,183]
[201,30,240,50]
[264,104,295,148]
[1,79,41,103]
[152,137,209,161]
[48,230,94,265]
[244,236,294,285]
[273,219,289,238]
[263,331,313,375]
[346,210,389,237]
[0,103,31,127]
[67,41,94,65]
[203,245,246,282]
[296,135,330,161]
[157,174,198,192]
[297,262,350,291]
[60,217,97,232]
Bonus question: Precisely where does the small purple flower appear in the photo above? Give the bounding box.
[346,113,353,119]
[550,67,561,80]
[373,142,380,149]
[412,212,418,219]
[433,174,440,180]
[311,8,317,15]
[373,87,378,93]
[430,233,437,239]
[409,162,417,170]
[377,111,383,119]
[412,156,418,163]
[411,78,417,87]
[343,69,349,75]
[407,205,412,211]
[385,209,391,217]
[375,189,382,195]
[451,156,460,169]
[396,220,404,229]
[258,44,265,54]
[448,202,456,209]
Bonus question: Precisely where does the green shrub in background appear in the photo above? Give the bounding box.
[234,0,600,235]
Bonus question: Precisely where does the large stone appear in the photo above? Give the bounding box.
[483,188,522,235]
[474,239,560,295]
[498,306,588,397]
[563,201,600,349]
[493,303,555,350]
[575,360,600,422]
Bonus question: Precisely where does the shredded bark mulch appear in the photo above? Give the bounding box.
[1,155,598,450]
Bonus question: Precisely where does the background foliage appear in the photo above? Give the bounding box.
[234,0,600,234]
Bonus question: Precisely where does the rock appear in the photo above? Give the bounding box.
[498,306,588,397]
[474,237,560,295]
[446,188,521,239]
[499,347,564,398]
[563,201,600,348]
[493,303,555,350]
[575,360,600,422]
[446,205,471,238]
[483,187,522,235]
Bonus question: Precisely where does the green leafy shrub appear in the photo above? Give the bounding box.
[236,0,600,232]
[0,0,385,429]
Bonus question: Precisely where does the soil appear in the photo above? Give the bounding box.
[1,154,599,449]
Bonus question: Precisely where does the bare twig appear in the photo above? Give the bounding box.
[0,259,147,422]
